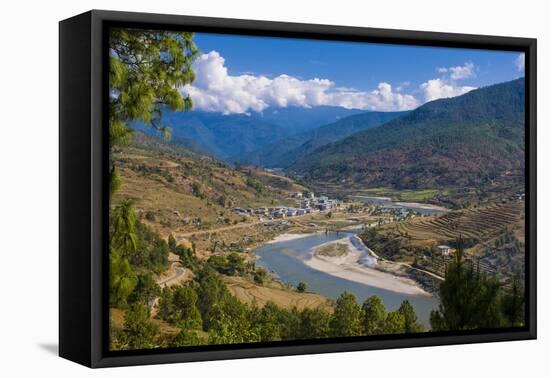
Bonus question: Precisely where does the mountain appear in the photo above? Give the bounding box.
[288,78,525,190]
[133,106,366,163]
[249,106,365,134]
[133,111,289,162]
[240,111,407,168]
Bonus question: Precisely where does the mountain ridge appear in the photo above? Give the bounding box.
[133,106,368,163]
[239,111,407,167]
[288,78,525,190]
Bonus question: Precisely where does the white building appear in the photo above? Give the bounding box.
[437,245,452,256]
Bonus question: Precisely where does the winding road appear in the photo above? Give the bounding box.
[157,263,186,287]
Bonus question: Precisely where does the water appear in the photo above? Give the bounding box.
[255,232,440,328]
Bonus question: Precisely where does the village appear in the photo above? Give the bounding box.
[232,191,343,220]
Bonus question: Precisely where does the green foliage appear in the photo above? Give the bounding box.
[109,167,122,196]
[207,253,246,276]
[245,177,265,195]
[253,267,268,284]
[175,244,198,271]
[109,248,137,307]
[397,300,424,333]
[109,28,198,147]
[110,119,133,147]
[130,221,170,273]
[430,239,509,331]
[384,311,406,334]
[362,295,387,335]
[129,273,160,305]
[158,285,203,330]
[330,291,364,337]
[110,199,138,255]
[501,275,525,327]
[227,253,246,275]
[207,303,258,345]
[297,307,331,339]
[123,302,159,350]
[195,265,232,330]
[108,29,197,201]
[297,281,307,293]
[109,199,169,309]
[173,329,204,347]
[249,302,285,342]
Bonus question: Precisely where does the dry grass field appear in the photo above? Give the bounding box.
[223,276,333,312]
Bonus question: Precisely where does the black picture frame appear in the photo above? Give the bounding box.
[59,9,537,368]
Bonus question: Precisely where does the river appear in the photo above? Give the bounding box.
[255,232,440,328]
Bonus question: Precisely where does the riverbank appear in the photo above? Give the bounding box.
[265,233,316,244]
[304,236,431,296]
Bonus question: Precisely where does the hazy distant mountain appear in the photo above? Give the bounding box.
[240,111,407,168]
[133,106,367,163]
[288,78,525,190]
[249,106,365,134]
[133,111,288,162]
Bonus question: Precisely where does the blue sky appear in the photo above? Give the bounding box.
[181,32,524,114]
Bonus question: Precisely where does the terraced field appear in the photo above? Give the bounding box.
[391,201,524,246]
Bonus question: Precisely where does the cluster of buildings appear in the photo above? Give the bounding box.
[232,191,342,220]
[297,193,341,212]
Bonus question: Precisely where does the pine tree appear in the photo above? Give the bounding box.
[108,29,198,195]
[362,295,387,335]
[330,291,364,337]
[123,302,159,349]
[397,300,424,333]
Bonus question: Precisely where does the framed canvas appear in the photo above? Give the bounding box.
[59,10,537,368]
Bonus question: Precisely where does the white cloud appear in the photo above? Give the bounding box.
[515,53,525,72]
[437,62,476,80]
[181,51,418,114]
[420,78,476,102]
[181,51,478,114]
[418,62,477,102]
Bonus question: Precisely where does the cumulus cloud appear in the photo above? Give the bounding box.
[420,78,476,102]
[515,53,525,72]
[181,51,478,114]
[418,62,477,102]
[181,51,418,114]
[437,62,476,80]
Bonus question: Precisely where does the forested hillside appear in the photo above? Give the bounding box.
[289,78,525,191]
[241,111,407,167]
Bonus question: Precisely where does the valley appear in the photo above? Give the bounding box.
[106,28,527,351]
[109,78,526,349]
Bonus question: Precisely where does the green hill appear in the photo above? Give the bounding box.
[288,78,525,191]
[240,111,407,167]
